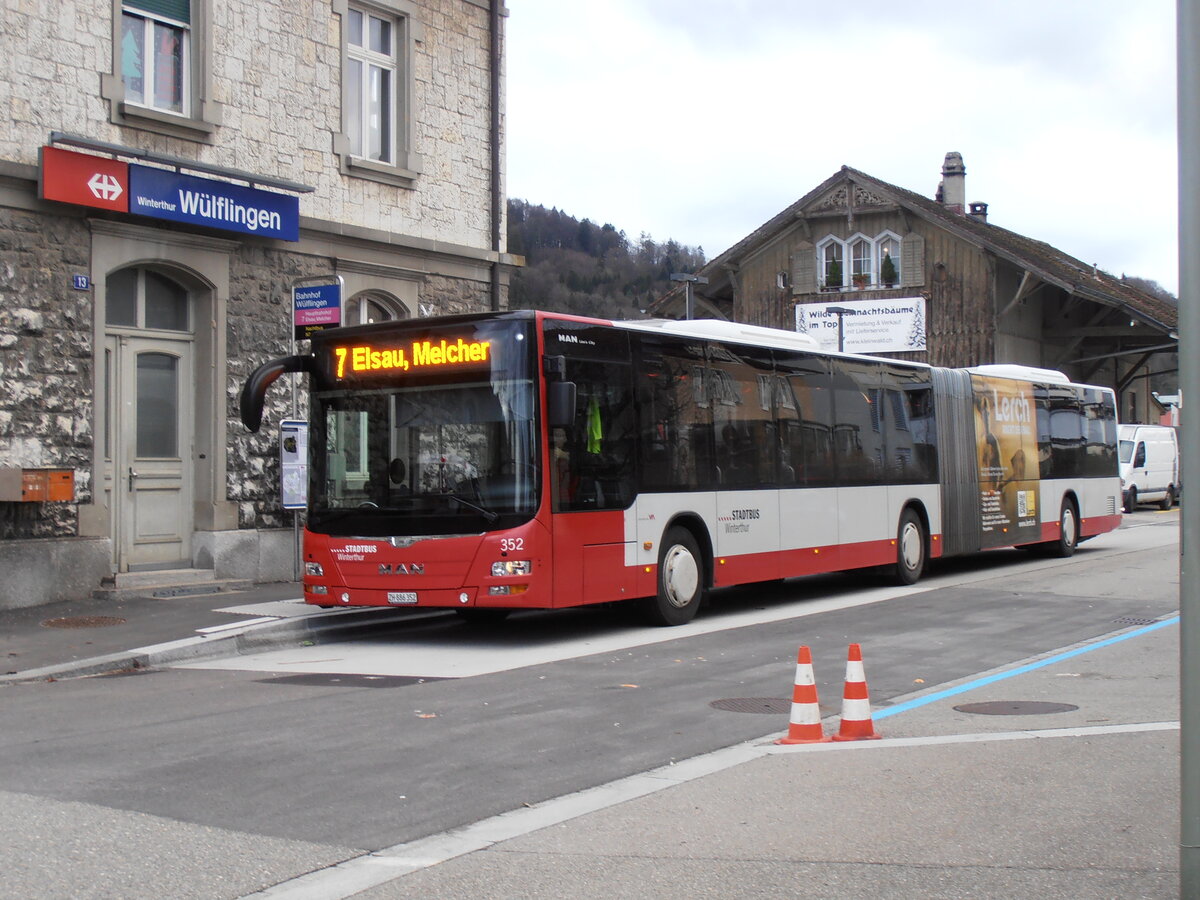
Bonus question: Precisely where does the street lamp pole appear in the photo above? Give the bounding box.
[825,305,855,352]
[670,273,708,320]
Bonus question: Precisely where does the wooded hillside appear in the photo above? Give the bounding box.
[506,199,705,319]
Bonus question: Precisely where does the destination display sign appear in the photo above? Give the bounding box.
[332,338,493,379]
[40,145,300,242]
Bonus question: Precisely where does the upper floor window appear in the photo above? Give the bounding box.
[334,0,424,186]
[347,7,396,162]
[121,2,190,115]
[818,231,905,290]
[103,0,222,139]
[819,239,843,289]
[849,236,872,286]
[879,235,901,286]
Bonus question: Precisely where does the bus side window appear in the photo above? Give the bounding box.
[555,360,635,512]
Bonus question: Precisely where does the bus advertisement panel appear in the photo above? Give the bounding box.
[972,374,1041,547]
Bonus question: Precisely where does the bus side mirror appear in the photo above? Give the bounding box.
[548,381,577,428]
[240,355,319,433]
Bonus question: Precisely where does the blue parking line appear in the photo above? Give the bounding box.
[874,616,1180,720]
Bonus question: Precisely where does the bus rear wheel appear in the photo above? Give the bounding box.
[894,509,926,585]
[643,526,705,626]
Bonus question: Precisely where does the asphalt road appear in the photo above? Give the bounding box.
[0,511,1180,899]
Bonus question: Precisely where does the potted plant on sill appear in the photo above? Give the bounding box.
[880,254,897,288]
[824,260,843,291]
[852,272,870,290]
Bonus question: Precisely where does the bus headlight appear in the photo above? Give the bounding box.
[489,584,530,595]
[305,562,324,576]
[492,560,532,576]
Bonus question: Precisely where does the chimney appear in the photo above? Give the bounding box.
[940,152,966,214]
[968,201,988,222]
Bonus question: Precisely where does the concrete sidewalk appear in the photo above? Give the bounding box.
[251,618,1180,900]
[0,580,421,684]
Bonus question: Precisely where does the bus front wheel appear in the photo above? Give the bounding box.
[643,527,705,626]
[894,509,926,585]
[1052,498,1079,558]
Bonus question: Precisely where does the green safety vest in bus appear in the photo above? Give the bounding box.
[587,396,602,454]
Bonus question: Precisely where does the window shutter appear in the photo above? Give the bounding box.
[791,241,816,295]
[900,233,925,287]
[125,0,191,24]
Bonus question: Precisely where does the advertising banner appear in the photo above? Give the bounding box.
[795,298,927,353]
[971,375,1041,547]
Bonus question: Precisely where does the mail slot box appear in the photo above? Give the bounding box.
[0,467,75,502]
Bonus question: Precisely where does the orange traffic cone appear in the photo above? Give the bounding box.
[776,645,831,744]
[832,643,881,741]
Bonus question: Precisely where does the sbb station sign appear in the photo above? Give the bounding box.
[40,146,299,242]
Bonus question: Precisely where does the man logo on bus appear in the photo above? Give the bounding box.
[379,563,425,575]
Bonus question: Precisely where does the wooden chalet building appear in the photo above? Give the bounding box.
[655,153,1178,423]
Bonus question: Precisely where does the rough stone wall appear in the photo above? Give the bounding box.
[225,246,334,531]
[2,1,499,253]
[422,273,492,317]
[0,208,94,538]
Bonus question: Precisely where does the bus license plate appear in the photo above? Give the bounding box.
[387,591,418,605]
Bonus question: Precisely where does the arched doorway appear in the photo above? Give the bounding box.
[103,266,195,571]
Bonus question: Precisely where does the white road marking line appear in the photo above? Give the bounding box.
[238,719,1177,900]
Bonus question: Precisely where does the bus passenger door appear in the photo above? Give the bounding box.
[545,345,638,607]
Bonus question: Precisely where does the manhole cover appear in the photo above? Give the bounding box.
[954,701,1079,716]
[41,616,127,629]
[1114,616,1159,627]
[710,697,792,715]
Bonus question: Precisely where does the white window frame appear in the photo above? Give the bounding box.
[333,0,424,186]
[102,0,222,139]
[346,291,407,324]
[817,237,845,290]
[877,231,902,285]
[848,234,873,287]
[346,7,397,163]
[120,8,191,116]
[817,231,909,291]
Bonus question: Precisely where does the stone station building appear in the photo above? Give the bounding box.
[0,0,515,608]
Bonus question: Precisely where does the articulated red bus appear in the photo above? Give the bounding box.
[240,310,1122,626]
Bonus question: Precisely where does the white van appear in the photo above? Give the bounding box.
[1119,424,1180,512]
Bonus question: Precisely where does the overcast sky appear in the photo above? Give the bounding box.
[505,1,1179,294]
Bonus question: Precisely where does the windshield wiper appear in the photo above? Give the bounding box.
[448,491,499,524]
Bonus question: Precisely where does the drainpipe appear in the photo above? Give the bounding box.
[489,1,503,311]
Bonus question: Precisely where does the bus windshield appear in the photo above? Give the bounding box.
[307,320,539,537]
